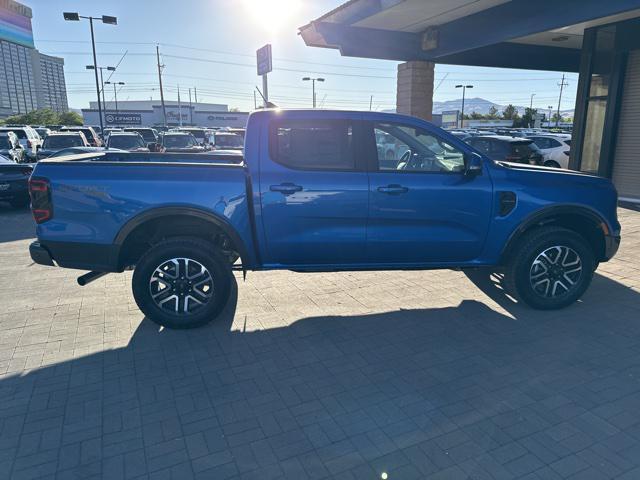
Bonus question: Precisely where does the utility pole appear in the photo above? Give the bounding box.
[156,45,167,127]
[177,85,182,127]
[253,91,257,109]
[556,74,568,127]
[188,88,193,125]
[456,84,473,128]
[369,95,373,111]
[530,93,536,110]
[194,87,197,105]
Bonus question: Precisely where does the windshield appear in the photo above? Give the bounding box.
[126,129,156,142]
[43,135,84,149]
[0,137,12,148]
[214,134,243,148]
[163,135,196,148]
[109,135,146,150]
[2,129,27,139]
[184,129,205,140]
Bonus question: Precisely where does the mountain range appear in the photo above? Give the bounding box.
[431,97,574,117]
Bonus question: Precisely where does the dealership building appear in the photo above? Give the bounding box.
[81,100,249,128]
[300,0,640,203]
[0,0,68,116]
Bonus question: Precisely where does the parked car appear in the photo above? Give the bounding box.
[35,127,52,140]
[0,132,25,163]
[528,135,572,169]
[37,132,89,159]
[0,155,32,208]
[0,126,42,160]
[466,135,544,165]
[158,132,205,152]
[123,127,158,145]
[209,132,244,150]
[60,126,103,147]
[28,109,620,329]
[107,132,150,151]
[176,127,207,145]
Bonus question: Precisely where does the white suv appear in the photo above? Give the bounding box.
[0,125,43,160]
[527,134,571,169]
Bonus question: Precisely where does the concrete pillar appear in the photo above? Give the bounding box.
[396,61,434,121]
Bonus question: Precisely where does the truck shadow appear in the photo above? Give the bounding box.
[2,274,640,478]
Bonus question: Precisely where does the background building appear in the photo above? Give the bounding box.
[82,100,249,128]
[0,0,68,117]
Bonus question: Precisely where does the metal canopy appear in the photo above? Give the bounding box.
[299,0,640,71]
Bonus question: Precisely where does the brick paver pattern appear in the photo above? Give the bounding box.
[0,205,639,479]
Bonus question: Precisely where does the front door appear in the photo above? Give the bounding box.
[366,121,494,265]
[258,115,369,267]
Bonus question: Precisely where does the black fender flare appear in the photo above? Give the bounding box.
[500,204,608,263]
[113,206,251,267]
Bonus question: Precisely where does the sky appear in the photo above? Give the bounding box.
[28,0,579,113]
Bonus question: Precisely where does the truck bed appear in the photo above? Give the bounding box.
[33,151,254,271]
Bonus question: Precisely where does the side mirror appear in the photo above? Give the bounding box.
[465,153,483,176]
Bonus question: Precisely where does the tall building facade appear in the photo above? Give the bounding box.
[0,0,68,117]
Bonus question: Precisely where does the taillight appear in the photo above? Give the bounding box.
[29,177,52,223]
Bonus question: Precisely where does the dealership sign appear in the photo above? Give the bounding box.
[105,113,141,125]
[256,44,272,76]
[441,110,460,129]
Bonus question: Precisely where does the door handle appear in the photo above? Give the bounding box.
[270,183,303,195]
[377,184,409,195]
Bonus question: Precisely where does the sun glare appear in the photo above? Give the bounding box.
[241,0,301,34]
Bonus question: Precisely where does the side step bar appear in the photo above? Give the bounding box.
[77,271,109,286]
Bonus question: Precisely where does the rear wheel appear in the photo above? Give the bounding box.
[132,237,232,329]
[504,227,595,309]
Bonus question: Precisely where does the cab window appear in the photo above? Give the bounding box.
[374,123,465,173]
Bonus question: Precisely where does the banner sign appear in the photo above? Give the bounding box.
[105,113,141,125]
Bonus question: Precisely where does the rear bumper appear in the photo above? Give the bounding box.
[29,242,55,266]
[604,234,621,261]
[29,240,121,271]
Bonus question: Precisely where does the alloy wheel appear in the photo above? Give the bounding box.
[529,246,583,298]
[149,257,213,314]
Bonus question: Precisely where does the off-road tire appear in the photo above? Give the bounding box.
[503,226,595,310]
[132,237,232,329]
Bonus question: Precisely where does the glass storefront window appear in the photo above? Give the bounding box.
[580,99,607,173]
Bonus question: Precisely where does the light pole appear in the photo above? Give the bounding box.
[105,81,125,123]
[86,65,115,126]
[530,93,536,110]
[455,84,473,128]
[548,105,554,127]
[63,12,117,134]
[302,77,325,108]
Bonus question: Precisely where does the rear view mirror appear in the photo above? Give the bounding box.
[465,153,482,176]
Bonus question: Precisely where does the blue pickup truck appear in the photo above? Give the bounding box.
[28,110,621,328]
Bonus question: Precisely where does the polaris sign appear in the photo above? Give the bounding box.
[105,113,142,125]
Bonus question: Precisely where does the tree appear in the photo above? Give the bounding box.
[517,107,538,128]
[470,111,484,120]
[0,109,83,126]
[502,104,519,120]
[487,106,499,119]
[229,107,240,112]
[58,111,83,125]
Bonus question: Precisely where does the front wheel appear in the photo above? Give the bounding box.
[132,238,232,329]
[504,227,595,310]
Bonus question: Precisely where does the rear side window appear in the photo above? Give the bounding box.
[511,142,537,157]
[3,129,27,139]
[271,120,354,170]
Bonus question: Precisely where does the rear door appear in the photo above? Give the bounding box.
[365,120,493,264]
[258,113,369,266]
